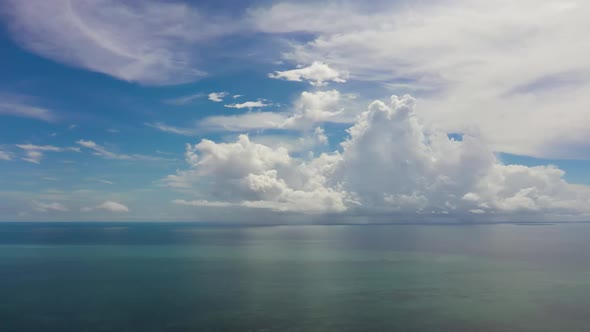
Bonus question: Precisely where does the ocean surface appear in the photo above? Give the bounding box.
[1,222,590,332]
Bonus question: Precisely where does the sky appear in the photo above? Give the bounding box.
[1,0,590,222]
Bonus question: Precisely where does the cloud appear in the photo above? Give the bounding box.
[173,199,234,208]
[16,143,80,163]
[165,92,205,105]
[165,135,347,213]
[199,90,355,132]
[250,126,330,153]
[208,92,229,102]
[269,61,348,86]
[283,90,351,129]
[145,122,198,136]
[76,139,172,161]
[42,177,59,181]
[199,112,287,132]
[16,144,80,152]
[224,100,270,109]
[251,0,590,159]
[32,200,68,212]
[0,150,12,161]
[1,0,242,85]
[76,139,126,160]
[22,150,43,164]
[167,95,590,220]
[82,200,129,213]
[0,95,56,122]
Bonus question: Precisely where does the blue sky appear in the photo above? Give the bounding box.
[1,0,590,222]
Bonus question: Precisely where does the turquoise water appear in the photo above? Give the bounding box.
[1,223,590,331]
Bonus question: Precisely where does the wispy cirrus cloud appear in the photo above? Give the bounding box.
[0,150,13,161]
[32,200,68,212]
[164,92,205,105]
[16,143,80,164]
[0,94,57,122]
[1,0,240,85]
[145,122,198,136]
[82,200,129,213]
[76,139,174,162]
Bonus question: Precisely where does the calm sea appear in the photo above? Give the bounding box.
[1,222,590,331]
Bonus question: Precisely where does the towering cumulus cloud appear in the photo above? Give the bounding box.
[169,95,590,221]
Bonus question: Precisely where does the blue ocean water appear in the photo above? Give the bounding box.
[1,222,590,331]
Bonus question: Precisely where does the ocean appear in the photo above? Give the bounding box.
[1,222,590,331]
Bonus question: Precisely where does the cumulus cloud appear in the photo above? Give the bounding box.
[269,61,348,86]
[283,90,351,128]
[32,200,68,212]
[16,143,80,164]
[165,134,348,213]
[251,0,590,158]
[82,200,129,213]
[167,95,590,220]
[208,92,229,102]
[224,100,270,109]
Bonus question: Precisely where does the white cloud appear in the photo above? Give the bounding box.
[283,90,351,129]
[0,150,12,161]
[269,61,348,86]
[313,127,328,145]
[248,128,328,154]
[165,92,204,105]
[76,139,128,160]
[145,122,198,136]
[16,143,80,163]
[42,177,58,182]
[208,92,229,102]
[200,112,288,132]
[251,0,590,159]
[0,94,56,122]
[83,200,129,213]
[199,90,356,132]
[22,150,43,164]
[16,144,80,152]
[165,134,348,213]
[224,100,270,109]
[76,139,172,161]
[173,199,234,208]
[167,95,590,219]
[1,0,241,85]
[32,200,68,212]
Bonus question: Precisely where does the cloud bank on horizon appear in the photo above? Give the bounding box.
[1,0,589,222]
